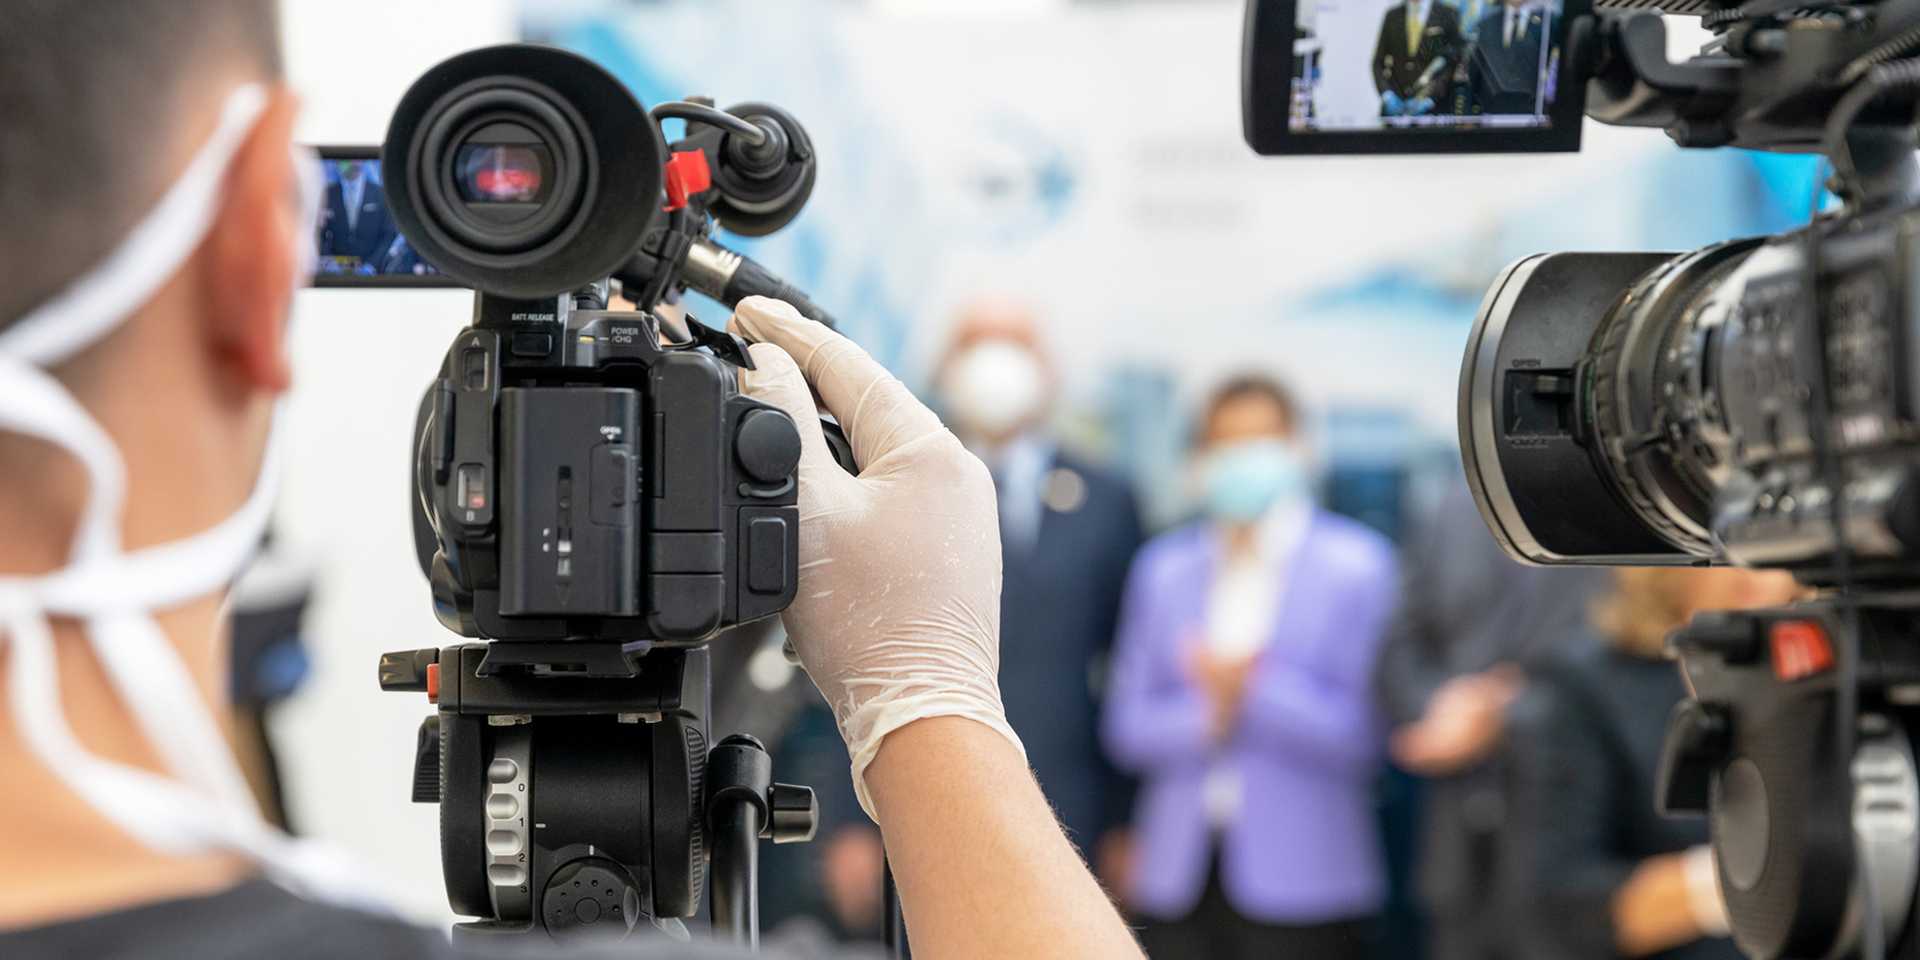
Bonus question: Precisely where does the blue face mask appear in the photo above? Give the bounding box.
[1198,439,1308,522]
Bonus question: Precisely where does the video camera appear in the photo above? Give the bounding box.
[332,44,854,947]
[1247,0,1920,956]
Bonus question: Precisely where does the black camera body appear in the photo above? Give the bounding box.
[373,43,835,945]
[413,290,801,652]
[1244,0,1920,954]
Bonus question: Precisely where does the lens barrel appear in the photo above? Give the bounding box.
[384,45,665,298]
[1459,247,1755,566]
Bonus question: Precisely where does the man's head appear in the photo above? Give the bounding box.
[1,0,302,552]
[934,299,1055,449]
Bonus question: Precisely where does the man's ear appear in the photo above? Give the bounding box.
[199,90,303,395]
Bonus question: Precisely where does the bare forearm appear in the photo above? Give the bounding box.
[865,716,1144,960]
[1613,854,1706,957]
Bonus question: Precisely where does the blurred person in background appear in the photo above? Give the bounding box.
[1103,375,1398,960]
[1498,567,1802,960]
[1374,479,1607,960]
[934,299,1144,876]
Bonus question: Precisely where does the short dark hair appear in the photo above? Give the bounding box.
[0,0,283,330]
[1198,373,1299,439]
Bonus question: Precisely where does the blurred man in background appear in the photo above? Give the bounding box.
[1104,375,1397,960]
[1374,479,1606,960]
[933,299,1143,873]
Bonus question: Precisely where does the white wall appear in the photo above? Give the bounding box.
[277,0,514,922]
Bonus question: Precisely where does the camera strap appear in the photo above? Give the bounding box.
[0,86,383,911]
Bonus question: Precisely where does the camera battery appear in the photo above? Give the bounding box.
[498,387,641,618]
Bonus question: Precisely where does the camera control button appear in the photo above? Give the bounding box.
[735,410,801,484]
[488,758,520,784]
[487,794,519,819]
[486,828,524,856]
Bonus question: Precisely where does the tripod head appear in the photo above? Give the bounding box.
[379,642,817,943]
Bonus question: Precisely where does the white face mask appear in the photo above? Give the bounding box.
[0,86,373,906]
[943,339,1047,439]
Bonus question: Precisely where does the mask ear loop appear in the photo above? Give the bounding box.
[0,88,384,910]
[0,87,271,367]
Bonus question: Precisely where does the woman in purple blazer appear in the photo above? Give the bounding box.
[1102,375,1399,960]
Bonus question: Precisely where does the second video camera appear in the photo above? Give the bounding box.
[1245,0,1920,956]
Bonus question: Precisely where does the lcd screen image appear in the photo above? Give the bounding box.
[314,155,444,282]
[1289,0,1566,133]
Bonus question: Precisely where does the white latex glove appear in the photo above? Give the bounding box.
[729,296,1024,819]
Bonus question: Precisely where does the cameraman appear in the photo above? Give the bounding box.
[0,4,1143,959]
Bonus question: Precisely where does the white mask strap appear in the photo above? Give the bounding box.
[0,87,271,367]
[0,84,380,909]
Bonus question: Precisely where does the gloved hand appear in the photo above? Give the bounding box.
[1408,96,1436,116]
[1381,91,1406,115]
[728,297,1024,819]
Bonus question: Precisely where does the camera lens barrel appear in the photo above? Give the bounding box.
[1459,250,1701,565]
[1458,238,1785,567]
[384,45,666,298]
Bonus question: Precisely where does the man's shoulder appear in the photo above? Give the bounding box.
[0,878,775,960]
[0,879,447,960]
[1049,450,1135,509]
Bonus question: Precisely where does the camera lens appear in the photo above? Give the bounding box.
[383,45,666,298]
[454,140,552,209]
[1458,241,1765,566]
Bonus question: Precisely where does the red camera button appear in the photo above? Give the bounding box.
[1770,620,1833,682]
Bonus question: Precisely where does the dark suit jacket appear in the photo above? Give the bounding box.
[1469,7,1547,115]
[1373,1,1463,106]
[320,177,397,268]
[999,449,1142,852]
[1499,635,1743,960]
[1372,482,1606,924]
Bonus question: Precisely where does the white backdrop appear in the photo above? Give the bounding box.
[271,0,1738,924]
[277,0,515,921]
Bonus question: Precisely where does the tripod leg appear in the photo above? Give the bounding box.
[711,801,762,948]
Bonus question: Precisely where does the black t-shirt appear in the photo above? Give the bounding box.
[0,878,775,960]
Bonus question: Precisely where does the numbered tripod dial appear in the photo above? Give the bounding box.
[483,726,533,921]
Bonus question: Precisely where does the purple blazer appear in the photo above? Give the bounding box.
[1101,510,1399,923]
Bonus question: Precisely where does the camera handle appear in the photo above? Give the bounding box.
[705,734,819,947]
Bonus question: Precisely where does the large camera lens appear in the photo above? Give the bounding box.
[384,45,665,298]
[1458,241,1765,565]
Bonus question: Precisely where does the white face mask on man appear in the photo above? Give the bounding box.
[942,339,1047,440]
[0,86,375,906]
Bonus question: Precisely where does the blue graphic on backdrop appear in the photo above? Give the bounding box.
[530,19,925,369]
